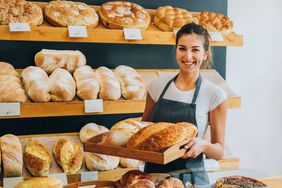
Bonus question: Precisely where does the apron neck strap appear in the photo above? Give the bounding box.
[191,74,202,104]
[158,73,203,104]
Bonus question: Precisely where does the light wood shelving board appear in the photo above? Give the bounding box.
[0,2,243,46]
[0,69,240,119]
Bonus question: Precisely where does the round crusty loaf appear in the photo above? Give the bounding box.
[24,140,51,177]
[127,122,198,152]
[99,1,151,30]
[53,139,83,174]
[120,170,154,188]
[85,152,119,171]
[15,177,63,188]
[44,0,99,27]
[156,177,184,188]
[0,134,23,177]
[154,6,194,31]
[79,123,109,142]
[114,65,146,100]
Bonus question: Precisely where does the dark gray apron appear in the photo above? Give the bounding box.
[144,74,210,185]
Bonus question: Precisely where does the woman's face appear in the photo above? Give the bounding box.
[176,34,208,75]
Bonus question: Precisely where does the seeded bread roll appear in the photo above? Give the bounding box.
[24,140,51,176]
[0,134,23,177]
[127,122,198,152]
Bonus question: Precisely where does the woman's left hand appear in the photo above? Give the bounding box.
[181,138,209,159]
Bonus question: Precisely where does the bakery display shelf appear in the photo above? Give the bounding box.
[21,132,239,175]
[0,2,243,47]
[0,69,240,119]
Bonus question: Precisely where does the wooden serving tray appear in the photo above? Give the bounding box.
[84,133,190,164]
[64,180,115,188]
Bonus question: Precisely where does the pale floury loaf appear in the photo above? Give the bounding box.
[74,66,100,100]
[0,62,27,102]
[79,123,109,143]
[114,65,146,100]
[85,153,119,171]
[95,66,121,100]
[34,49,86,74]
[22,66,51,102]
[0,134,23,177]
[49,68,76,102]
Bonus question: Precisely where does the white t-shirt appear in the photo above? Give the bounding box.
[147,74,227,138]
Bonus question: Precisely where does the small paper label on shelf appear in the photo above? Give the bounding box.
[9,22,30,32]
[0,102,20,116]
[3,177,23,188]
[48,173,68,185]
[81,171,98,182]
[84,99,103,113]
[68,26,88,38]
[123,28,142,40]
[78,185,96,188]
[204,159,220,171]
[209,32,224,41]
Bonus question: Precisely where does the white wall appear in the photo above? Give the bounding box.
[226,0,282,176]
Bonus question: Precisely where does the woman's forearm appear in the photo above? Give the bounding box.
[203,141,224,160]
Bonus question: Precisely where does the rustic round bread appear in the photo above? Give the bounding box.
[194,11,233,33]
[127,122,198,152]
[156,177,184,188]
[0,0,43,26]
[44,0,99,27]
[215,176,267,188]
[79,123,109,142]
[154,6,194,31]
[99,1,151,29]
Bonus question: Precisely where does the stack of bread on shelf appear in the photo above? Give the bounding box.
[0,50,146,103]
[0,0,234,33]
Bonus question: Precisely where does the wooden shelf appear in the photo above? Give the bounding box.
[18,132,239,182]
[0,69,240,119]
[0,2,243,46]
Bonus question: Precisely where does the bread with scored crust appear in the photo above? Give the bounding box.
[127,122,197,152]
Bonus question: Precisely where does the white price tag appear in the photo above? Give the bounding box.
[209,32,224,41]
[84,99,103,113]
[79,185,96,188]
[123,28,142,40]
[204,159,220,171]
[173,29,179,36]
[0,102,20,116]
[81,171,98,182]
[48,173,68,185]
[3,177,23,188]
[68,26,88,38]
[9,22,30,32]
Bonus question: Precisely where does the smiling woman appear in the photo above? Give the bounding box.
[142,23,228,186]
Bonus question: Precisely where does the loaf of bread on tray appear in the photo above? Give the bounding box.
[79,123,109,142]
[127,122,197,152]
